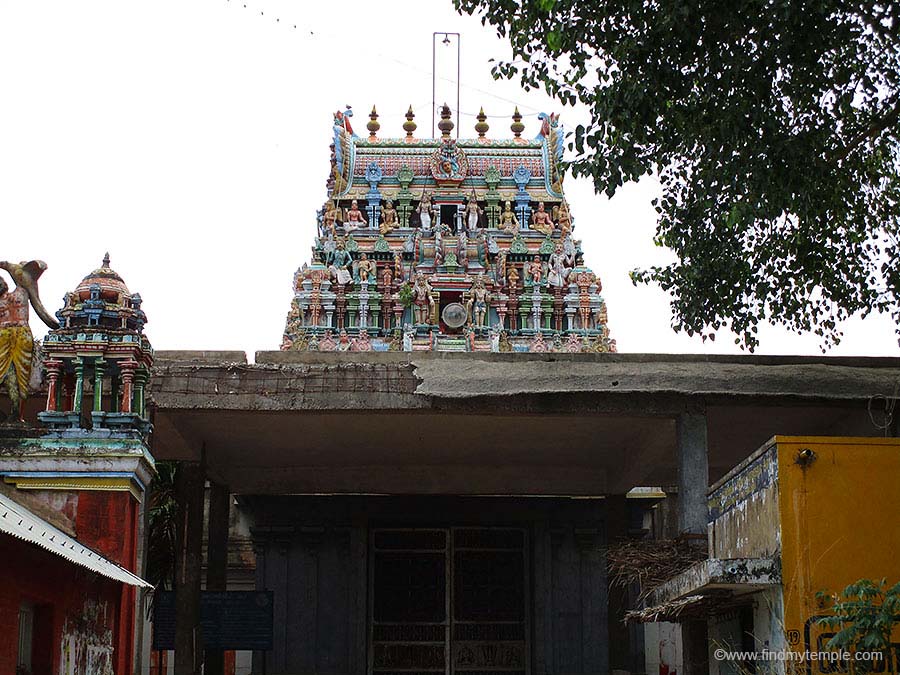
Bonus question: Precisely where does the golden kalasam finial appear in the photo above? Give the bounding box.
[403,105,417,141]
[475,107,489,140]
[367,105,380,141]
[511,107,524,139]
[438,103,454,138]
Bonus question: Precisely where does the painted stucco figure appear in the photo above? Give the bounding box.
[329,240,354,286]
[412,273,435,325]
[322,200,340,236]
[380,200,398,235]
[465,198,485,233]
[0,260,59,421]
[466,276,490,327]
[499,201,518,234]
[356,253,376,283]
[410,194,435,231]
[548,244,570,288]
[530,202,555,236]
[528,255,544,285]
[344,200,367,232]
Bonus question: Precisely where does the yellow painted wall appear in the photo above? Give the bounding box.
[776,436,900,662]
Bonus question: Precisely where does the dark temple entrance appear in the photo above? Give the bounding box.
[371,528,528,675]
[248,496,608,675]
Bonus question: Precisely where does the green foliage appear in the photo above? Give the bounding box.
[816,578,900,668]
[454,0,900,350]
[398,281,415,308]
[146,461,178,592]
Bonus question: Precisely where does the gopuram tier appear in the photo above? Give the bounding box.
[281,104,616,353]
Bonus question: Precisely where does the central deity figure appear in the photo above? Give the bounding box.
[530,202,555,236]
[499,201,518,234]
[344,199,367,231]
[380,200,398,235]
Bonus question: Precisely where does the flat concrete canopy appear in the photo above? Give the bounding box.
[148,351,899,495]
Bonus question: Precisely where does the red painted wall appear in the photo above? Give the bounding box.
[73,491,139,674]
[0,490,140,675]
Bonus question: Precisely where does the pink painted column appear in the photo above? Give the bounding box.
[44,359,62,412]
[119,360,137,414]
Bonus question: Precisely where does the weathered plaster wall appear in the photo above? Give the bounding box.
[708,444,781,559]
[643,622,683,675]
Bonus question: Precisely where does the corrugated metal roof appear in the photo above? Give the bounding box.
[0,492,150,587]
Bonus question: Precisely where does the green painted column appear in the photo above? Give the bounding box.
[72,358,85,414]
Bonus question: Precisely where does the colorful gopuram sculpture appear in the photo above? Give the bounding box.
[282,103,616,353]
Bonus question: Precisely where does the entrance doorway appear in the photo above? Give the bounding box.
[370,527,528,675]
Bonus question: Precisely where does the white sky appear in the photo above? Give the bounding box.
[1,0,896,358]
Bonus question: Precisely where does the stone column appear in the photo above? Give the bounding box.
[676,410,710,675]
[676,410,709,536]
[204,482,231,675]
[174,459,205,675]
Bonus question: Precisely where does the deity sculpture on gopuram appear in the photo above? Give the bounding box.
[282,101,616,353]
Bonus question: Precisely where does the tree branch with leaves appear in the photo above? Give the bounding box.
[455,0,900,350]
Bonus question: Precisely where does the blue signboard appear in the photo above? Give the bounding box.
[152,590,273,650]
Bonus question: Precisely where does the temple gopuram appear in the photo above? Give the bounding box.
[281,104,615,353]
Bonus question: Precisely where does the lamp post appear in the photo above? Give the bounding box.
[432,32,460,138]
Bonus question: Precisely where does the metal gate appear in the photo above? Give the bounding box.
[370,527,529,675]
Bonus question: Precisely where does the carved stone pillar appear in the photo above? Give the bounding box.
[119,360,137,414]
[44,359,62,412]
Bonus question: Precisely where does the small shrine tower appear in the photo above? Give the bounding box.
[40,253,152,436]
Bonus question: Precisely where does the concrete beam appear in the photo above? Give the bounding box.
[149,353,900,414]
[677,411,709,536]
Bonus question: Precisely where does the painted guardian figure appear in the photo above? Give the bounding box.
[0,260,59,421]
